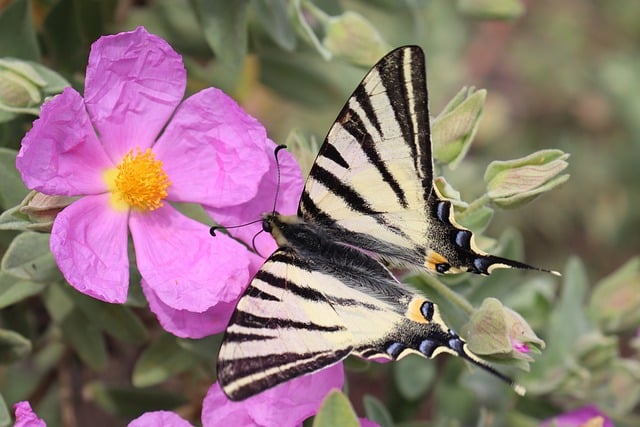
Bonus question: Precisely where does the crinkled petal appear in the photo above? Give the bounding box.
[154,87,270,207]
[13,401,46,427]
[51,194,129,303]
[202,364,344,427]
[205,140,303,255]
[141,279,236,338]
[130,205,251,312]
[16,87,113,196]
[128,411,193,427]
[84,27,186,160]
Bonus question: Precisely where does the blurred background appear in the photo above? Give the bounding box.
[0,0,639,426]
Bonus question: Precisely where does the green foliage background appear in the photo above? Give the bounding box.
[0,0,639,426]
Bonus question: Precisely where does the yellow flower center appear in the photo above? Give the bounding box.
[104,148,170,211]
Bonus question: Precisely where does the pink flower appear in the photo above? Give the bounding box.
[202,364,345,427]
[13,401,46,427]
[16,27,287,335]
[540,405,614,427]
[128,411,192,427]
[143,145,303,337]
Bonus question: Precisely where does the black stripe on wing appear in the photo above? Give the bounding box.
[339,107,408,208]
[219,348,351,401]
[309,164,380,216]
[376,46,432,196]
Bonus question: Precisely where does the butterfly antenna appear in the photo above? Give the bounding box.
[271,144,287,214]
[210,219,263,237]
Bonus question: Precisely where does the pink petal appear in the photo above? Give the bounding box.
[128,411,192,427]
[142,279,236,338]
[202,364,344,427]
[129,205,251,312]
[51,194,130,303]
[13,401,46,427]
[205,140,303,255]
[16,87,113,196]
[84,27,186,160]
[154,87,270,207]
[359,419,381,427]
[540,405,614,427]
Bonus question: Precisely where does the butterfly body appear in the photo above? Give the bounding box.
[217,46,552,401]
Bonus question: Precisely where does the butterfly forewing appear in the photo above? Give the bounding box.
[299,47,433,262]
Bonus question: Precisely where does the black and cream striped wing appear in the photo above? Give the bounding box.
[216,243,506,401]
[217,248,353,400]
[299,46,433,269]
[299,46,549,276]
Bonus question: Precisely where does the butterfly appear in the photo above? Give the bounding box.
[216,45,557,401]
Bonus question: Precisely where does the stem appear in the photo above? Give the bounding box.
[299,0,330,25]
[456,192,491,222]
[418,274,474,316]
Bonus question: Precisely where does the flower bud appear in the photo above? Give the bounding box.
[432,87,486,168]
[322,12,390,66]
[485,149,569,208]
[463,298,544,365]
[0,59,44,116]
[18,191,75,232]
[588,257,640,333]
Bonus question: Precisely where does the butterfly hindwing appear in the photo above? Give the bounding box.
[217,248,353,401]
[218,218,498,401]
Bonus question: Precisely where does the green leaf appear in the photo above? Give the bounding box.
[86,382,187,418]
[0,328,31,363]
[525,257,591,392]
[0,272,46,309]
[191,0,249,75]
[0,0,40,60]
[253,0,297,51]
[363,394,395,427]
[393,354,436,400]
[0,148,28,209]
[312,390,359,427]
[133,333,200,387]
[43,286,108,370]
[1,232,62,283]
[0,394,9,427]
[66,288,148,344]
[41,0,87,73]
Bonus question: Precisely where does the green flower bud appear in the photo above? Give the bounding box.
[0,59,45,116]
[463,298,544,366]
[457,0,525,20]
[322,12,390,67]
[588,257,640,333]
[484,149,570,208]
[432,87,486,168]
[19,191,75,232]
[433,176,494,231]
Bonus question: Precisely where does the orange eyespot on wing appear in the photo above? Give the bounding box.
[425,250,451,274]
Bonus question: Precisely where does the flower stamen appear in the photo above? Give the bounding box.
[106,148,170,211]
